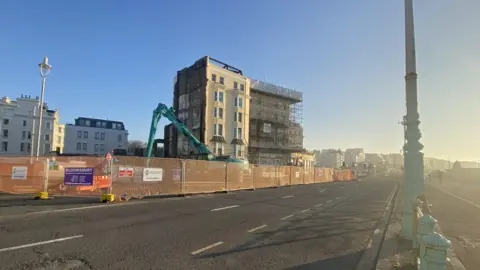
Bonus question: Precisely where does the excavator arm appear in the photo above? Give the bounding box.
[145,103,213,158]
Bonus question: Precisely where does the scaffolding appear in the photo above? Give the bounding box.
[248,79,304,165]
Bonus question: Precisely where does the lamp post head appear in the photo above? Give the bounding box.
[39,56,52,78]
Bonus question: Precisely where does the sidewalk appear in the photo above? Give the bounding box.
[375,185,415,270]
[0,193,101,217]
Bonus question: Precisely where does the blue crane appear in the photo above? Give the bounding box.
[145,103,247,164]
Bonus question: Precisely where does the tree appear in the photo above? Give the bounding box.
[128,140,146,154]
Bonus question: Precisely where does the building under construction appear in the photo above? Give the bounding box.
[248,79,304,165]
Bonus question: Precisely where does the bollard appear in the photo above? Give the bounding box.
[419,232,451,270]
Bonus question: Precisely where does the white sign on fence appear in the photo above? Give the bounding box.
[143,168,163,182]
[12,166,28,180]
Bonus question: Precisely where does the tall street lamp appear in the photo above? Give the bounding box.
[36,56,52,157]
[401,0,425,239]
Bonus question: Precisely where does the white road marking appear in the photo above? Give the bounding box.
[191,241,224,255]
[340,186,344,189]
[282,195,294,199]
[211,205,239,212]
[301,209,310,213]
[326,200,332,203]
[0,235,83,253]
[281,214,293,220]
[315,203,323,207]
[319,189,325,193]
[248,225,268,233]
[432,186,480,209]
[336,197,341,200]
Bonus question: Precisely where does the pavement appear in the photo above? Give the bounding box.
[425,183,480,269]
[0,179,395,270]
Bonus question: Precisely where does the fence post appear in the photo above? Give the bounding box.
[35,158,50,200]
[289,166,292,186]
[224,162,228,192]
[181,159,186,194]
[251,165,255,190]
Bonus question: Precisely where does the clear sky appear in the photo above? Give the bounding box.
[1,0,479,161]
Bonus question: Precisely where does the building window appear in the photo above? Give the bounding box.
[213,107,217,118]
[214,142,223,155]
[235,97,243,107]
[83,143,87,151]
[94,144,99,152]
[83,131,88,139]
[1,141,7,152]
[27,143,31,152]
[58,126,62,133]
[237,127,242,138]
[219,76,224,85]
[76,142,81,150]
[20,143,25,152]
[95,132,100,140]
[100,144,105,152]
[117,134,122,142]
[101,133,105,140]
[77,131,82,139]
[234,82,238,89]
[218,108,223,119]
[112,123,116,129]
[237,149,242,157]
[45,144,50,153]
[46,122,51,130]
[22,131,26,140]
[218,124,223,136]
[102,122,107,128]
[85,120,91,126]
[212,74,217,82]
[240,84,245,91]
[213,124,217,135]
[96,121,101,127]
[23,120,27,127]
[45,134,50,141]
[234,112,242,122]
[3,119,9,125]
[2,130,8,138]
[27,131,31,139]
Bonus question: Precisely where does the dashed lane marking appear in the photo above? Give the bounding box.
[211,205,239,212]
[281,214,293,220]
[248,225,268,233]
[191,241,224,255]
[0,235,83,253]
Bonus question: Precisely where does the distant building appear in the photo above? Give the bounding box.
[316,149,344,168]
[344,148,365,167]
[0,95,63,155]
[365,153,384,165]
[291,151,315,168]
[63,117,129,155]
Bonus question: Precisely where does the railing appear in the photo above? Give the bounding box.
[0,156,358,202]
[412,196,452,269]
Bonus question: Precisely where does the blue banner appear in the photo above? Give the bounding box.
[64,168,94,186]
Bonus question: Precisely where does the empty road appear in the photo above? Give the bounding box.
[0,179,395,270]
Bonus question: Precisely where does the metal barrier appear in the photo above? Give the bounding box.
[412,197,452,269]
[0,156,357,202]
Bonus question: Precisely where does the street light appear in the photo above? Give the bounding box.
[401,0,425,239]
[36,56,51,157]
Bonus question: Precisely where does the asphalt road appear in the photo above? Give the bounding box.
[0,179,395,270]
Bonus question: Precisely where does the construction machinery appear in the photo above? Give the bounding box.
[145,103,248,164]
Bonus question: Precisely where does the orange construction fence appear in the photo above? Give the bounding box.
[0,156,356,200]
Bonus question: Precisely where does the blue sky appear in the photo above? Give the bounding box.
[1,0,479,161]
